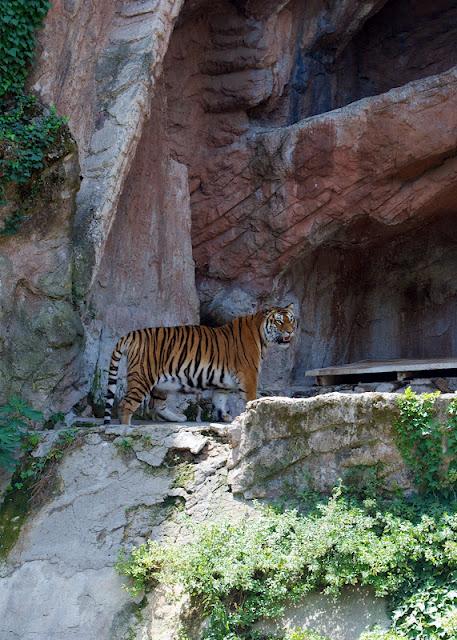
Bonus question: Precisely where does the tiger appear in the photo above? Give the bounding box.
[103,304,297,425]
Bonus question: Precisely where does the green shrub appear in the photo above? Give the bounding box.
[284,629,330,640]
[0,0,68,235]
[394,388,457,493]
[0,396,43,471]
[114,437,134,454]
[0,0,50,98]
[117,490,457,640]
[392,582,457,639]
[0,95,67,225]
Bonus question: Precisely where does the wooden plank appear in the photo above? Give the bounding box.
[306,358,457,378]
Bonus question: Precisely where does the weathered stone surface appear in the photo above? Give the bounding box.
[0,127,83,412]
[0,412,401,640]
[26,0,200,408]
[158,0,457,394]
[254,586,390,640]
[12,0,457,409]
[30,0,186,297]
[192,67,457,290]
[0,423,239,640]
[228,393,423,498]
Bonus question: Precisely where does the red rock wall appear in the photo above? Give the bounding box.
[17,0,457,405]
[279,212,457,382]
[160,0,457,391]
[334,0,457,111]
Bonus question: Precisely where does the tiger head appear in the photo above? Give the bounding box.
[262,303,297,346]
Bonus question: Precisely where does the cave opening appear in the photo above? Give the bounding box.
[249,0,457,124]
[332,0,457,112]
[280,211,457,385]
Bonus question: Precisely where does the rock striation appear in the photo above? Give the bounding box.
[0,422,237,640]
[28,0,199,409]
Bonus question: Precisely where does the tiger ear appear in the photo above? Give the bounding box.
[286,303,294,311]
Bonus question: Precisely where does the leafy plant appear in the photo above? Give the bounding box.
[392,582,457,640]
[117,490,457,640]
[0,95,67,208]
[44,411,66,429]
[0,396,43,470]
[284,629,330,640]
[0,1,68,235]
[445,397,457,486]
[115,437,134,453]
[0,0,50,98]
[10,427,77,492]
[0,424,79,558]
[393,388,457,493]
[394,387,442,492]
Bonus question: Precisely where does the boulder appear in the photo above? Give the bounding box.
[229,393,417,498]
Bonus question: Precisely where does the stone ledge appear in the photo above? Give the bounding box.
[228,392,456,498]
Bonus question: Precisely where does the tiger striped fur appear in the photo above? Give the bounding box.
[103,304,296,425]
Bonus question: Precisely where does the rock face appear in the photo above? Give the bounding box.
[0,413,395,640]
[0,126,83,411]
[160,0,457,391]
[229,393,421,498]
[0,423,238,640]
[1,0,455,407]
[28,0,199,408]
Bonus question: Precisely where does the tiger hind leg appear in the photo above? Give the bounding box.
[118,394,142,426]
[118,376,154,425]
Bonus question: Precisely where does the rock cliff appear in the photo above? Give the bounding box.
[0,394,412,639]
[0,0,455,409]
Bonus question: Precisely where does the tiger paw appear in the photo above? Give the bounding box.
[156,407,187,423]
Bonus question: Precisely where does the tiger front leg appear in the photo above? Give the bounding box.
[238,371,258,405]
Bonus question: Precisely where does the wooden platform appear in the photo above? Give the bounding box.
[306,358,457,386]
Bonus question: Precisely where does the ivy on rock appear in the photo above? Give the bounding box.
[0,0,50,98]
[394,387,457,493]
[0,0,69,235]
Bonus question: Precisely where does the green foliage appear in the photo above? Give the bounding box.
[117,490,457,640]
[341,463,385,500]
[173,462,195,489]
[283,629,329,640]
[0,0,50,98]
[446,397,457,485]
[0,95,67,214]
[394,388,457,493]
[115,437,134,453]
[0,395,43,471]
[11,427,77,490]
[44,411,66,429]
[392,582,457,639]
[0,2,68,235]
[0,425,78,558]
